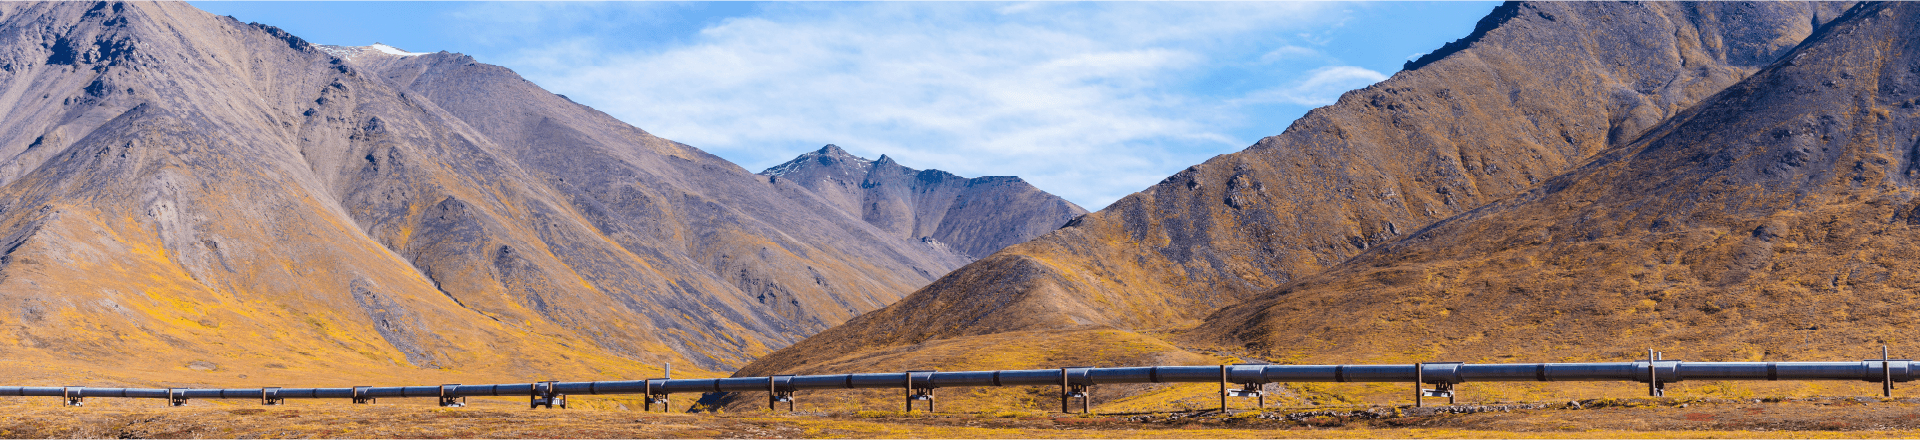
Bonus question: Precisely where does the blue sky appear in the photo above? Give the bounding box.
[192,1,1498,210]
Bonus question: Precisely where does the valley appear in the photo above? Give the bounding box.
[4,0,1919,437]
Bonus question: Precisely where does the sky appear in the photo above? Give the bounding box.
[191,1,1499,210]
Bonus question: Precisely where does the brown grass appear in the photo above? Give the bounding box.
[9,395,1920,438]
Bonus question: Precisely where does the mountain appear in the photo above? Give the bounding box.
[735,1,1852,386]
[0,1,969,386]
[1202,1,1920,364]
[759,144,1088,259]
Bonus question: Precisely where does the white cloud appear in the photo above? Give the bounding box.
[473,2,1355,209]
[1242,65,1388,107]
[1260,45,1321,64]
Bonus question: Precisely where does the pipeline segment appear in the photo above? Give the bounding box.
[15,358,1914,410]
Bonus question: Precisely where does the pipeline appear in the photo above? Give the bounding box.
[10,349,1913,412]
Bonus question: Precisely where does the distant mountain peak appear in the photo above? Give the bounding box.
[759,144,1087,259]
[762,144,871,177]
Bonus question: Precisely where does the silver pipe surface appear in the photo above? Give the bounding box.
[20,360,1917,403]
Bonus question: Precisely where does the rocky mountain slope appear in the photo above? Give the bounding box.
[736,1,1852,379]
[759,144,1087,259]
[1202,1,1920,363]
[0,1,969,385]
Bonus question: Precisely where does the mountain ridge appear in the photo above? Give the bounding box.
[758,144,1088,259]
[1201,1,1920,363]
[0,0,970,386]
[732,0,1855,399]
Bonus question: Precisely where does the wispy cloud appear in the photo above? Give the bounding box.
[456,2,1375,209]
[1241,65,1388,107]
[1260,45,1322,64]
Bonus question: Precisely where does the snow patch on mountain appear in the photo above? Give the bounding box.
[760,144,873,178]
[318,42,427,61]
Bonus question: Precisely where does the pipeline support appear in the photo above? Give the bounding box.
[21,351,1920,410]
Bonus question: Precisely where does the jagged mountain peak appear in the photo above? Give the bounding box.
[758,145,1086,259]
[761,144,871,178]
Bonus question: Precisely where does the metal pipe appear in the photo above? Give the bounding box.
[23,358,1920,407]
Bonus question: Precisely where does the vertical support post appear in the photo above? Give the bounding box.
[1218,365,1228,413]
[529,381,566,409]
[1445,382,1456,405]
[648,366,673,412]
[1059,368,1069,414]
[1884,346,1894,398]
[644,380,653,412]
[1647,349,1660,398]
[764,375,794,412]
[902,371,936,413]
[261,387,282,406]
[530,382,542,409]
[1057,368,1091,414]
[1414,362,1424,407]
[1256,383,1264,409]
[439,384,465,408]
[644,379,671,413]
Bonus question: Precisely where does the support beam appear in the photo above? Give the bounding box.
[1060,369,1069,414]
[904,370,935,413]
[1218,365,1228,413]
[644,379,670,412]
[1647,349,1660,398]
[1414,362,1423,408]
[166,388,187,407]
[438,384,465,408]
[530,381,566,409]
[1884,346,1893,398]
[768,375,794,412]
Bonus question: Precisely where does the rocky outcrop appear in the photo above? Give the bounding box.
[760,144,1087,259]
